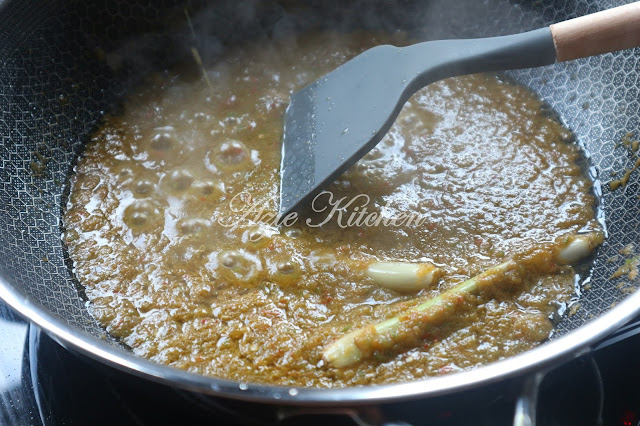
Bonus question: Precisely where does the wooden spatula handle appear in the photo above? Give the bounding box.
[550,2,640,62]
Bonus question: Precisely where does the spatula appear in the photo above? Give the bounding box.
[279,2,640,216]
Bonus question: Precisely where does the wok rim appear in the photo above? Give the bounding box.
[0,0,635,408]
[1,271,639,405]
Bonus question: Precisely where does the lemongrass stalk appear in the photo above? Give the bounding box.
[323,232,604,368]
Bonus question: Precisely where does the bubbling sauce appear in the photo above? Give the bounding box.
[64,32,600,387]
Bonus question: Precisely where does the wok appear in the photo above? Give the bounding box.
[0,0,639,422]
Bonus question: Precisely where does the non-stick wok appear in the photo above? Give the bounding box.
[0,0,639,424]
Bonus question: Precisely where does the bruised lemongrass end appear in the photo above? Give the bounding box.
[556,232,604,265]
[322,330,364,368]
[366,262,443,293]
[323,319,399,368]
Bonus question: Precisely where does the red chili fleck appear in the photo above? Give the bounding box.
[438,365,453,374]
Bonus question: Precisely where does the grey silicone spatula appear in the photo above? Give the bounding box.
[279,2,640,215]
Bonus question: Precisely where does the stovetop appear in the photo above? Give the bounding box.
[1,299,640,426]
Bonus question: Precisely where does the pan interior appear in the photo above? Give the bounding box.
[0,0,637,389]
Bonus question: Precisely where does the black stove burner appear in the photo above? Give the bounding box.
[1,299,640,426]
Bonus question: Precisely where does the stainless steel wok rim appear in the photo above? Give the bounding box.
[1,272,638,405]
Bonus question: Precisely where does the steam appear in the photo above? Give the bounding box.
[94,0,550,98]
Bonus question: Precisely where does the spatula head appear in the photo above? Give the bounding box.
[278,29,556,215]
[279,44,411,216]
